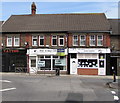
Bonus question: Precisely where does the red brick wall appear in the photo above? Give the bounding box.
[25,34,32,47]
[68,34,72,47]
[86,34,89,47]
[106,34,110,47]
[77,68,98,75]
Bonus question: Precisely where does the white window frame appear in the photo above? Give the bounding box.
[80,35,86,46]
[39,36,44,46]
[73,35,78,46]
[97,35,103,46]
[7,36,12,47]
[59,36,64,46]
[32,36,38,46]
[90,35,96,46]
[14,36,19,47]
[52,36,57,46]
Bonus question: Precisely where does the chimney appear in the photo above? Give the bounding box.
[31,2,36,15]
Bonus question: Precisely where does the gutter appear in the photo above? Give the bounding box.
[67,30,112,33]
[1,30,112,34]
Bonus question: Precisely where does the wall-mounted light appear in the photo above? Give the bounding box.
[1,43,3,47]
[46,45,49,47]
[24,42,28,46]
[111,44,115,50]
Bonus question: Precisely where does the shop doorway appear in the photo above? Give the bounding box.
[70,59,77,74]
[110,57,117,75]
[2,52,27,72]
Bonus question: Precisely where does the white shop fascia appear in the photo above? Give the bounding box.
[27,48,68,56]
[69,48,111,54]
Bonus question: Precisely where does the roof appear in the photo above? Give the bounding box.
[2,13,110,33]
[108,19,120,35]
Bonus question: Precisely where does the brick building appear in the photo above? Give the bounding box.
[1,2,112,75]
[109,19,120,75]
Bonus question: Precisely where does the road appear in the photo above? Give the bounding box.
[0,74,120,103]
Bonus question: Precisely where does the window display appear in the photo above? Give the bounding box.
[37,55,66,71]
[40,59,51,70]
[99,60,104,68]
[78,59,98,68]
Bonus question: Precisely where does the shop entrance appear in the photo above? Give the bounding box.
[110,57,117,75]
[70,59,77,74]
[98,54,106,75]
[2,50,27,72]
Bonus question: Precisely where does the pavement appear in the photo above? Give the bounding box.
[0,72,119,78]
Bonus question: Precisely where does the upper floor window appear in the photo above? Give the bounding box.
[73,35,78,46]
[80,35,86,46]
[39,36,44,46]
[59,36,64,46]
[14,36,19,46]
[90,35,95,46]
[7,37,12,47]
[32,36,38,46]
[97,35,103,46]
[52,36,57,46]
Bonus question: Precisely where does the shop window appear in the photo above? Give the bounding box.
[71,53,77,58]
[32,36,38,46]
[14,36,19,46]
[53,56,59,59]
[7,37,12,47]
[53,57,66,70]
[78,59,98,68]
[40,59,51,70]
[31,59,36,67]
[59,36,64,46]
[80,35,86,46]
[97,35,103,46]
[52,36,57,46]
[99,54,105,59]
[39,36,44,46]
[99,60,104,68]
[45,55,51,59]
[38,55,44,59]
[73,35,78,46]
[90,35,95,46]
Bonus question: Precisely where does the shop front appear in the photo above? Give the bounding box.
[69,48,110,75]
[2,49,27,72]
[27,48,68,74]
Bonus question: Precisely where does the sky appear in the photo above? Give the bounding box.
[1,1,119,21]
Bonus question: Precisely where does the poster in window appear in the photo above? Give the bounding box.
[38,61,45,67]
[99,60,104,68]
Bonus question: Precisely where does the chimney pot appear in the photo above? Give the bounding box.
[31,2,36,15]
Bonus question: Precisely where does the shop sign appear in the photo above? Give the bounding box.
[28,49,57,55]
[38,61,45,67]
[55,59,66,66]
[3,49,19,53]
[57,49,65,56]
[69,48,110,53]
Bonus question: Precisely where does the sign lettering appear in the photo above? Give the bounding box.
[3,50,19,53]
